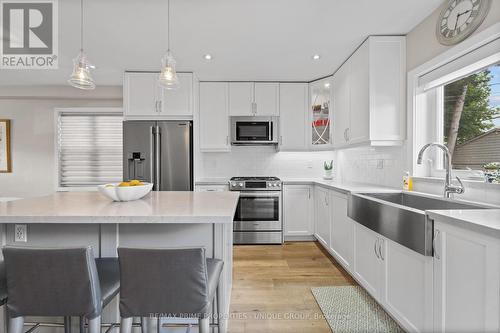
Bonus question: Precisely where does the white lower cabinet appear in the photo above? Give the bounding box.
[330,192,353,270]
[314,186,331,247]
[383,238,432,333]
[283,185,313,240]
[433,220,500,333]
[353,223,384,297]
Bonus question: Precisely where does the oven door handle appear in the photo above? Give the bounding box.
[238,192,281,198]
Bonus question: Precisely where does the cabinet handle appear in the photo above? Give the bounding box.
[226,136,229,145]
[343,129,347,142]
[378,238,384,261]
[158,100,162,113]
[154,101,158,112]
[374,238,380,259]
[279,136,283,145]
[346,128,350,141]
[433,229,440,260]
[252,102,257,115]
[324,196,328,206]
[308,188,311,199]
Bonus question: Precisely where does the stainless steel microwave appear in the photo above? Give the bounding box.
[230,116,279,145]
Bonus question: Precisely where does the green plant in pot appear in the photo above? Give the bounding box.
[323,160,333,180]
[484,162,500,171]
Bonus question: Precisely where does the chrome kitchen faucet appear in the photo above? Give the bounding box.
[417,143,465,199]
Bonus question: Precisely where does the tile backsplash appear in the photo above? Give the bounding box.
[197,146,336,179]
[337,146,405,188]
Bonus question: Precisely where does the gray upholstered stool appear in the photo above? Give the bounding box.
[0,258,7,306]
[118,247,223,333]
[3,246,120,333]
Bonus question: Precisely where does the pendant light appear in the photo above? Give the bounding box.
[158,0,179,89]
[68,0,96,90]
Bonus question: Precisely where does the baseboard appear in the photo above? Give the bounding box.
[284,235,316,241]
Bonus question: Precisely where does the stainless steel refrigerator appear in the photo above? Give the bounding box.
[123,121,193,191]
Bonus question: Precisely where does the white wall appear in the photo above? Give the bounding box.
[197,147,336,180]
[337,146,405,188]
[407,0,500,70]
[0,87,122,198]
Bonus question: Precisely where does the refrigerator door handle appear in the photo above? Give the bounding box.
[150,126,155,188]
[155,125,161,190]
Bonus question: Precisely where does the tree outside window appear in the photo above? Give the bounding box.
[443,63,500,183]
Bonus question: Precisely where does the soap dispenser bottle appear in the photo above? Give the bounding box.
[403,171,413,191]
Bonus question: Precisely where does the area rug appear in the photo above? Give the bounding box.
[311,286,404,333]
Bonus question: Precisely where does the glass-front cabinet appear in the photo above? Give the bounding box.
[309,77,332,149]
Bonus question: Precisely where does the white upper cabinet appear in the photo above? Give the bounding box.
[348,41,370,144]
[332,64,350,146]
[160,73,193,116]
[124,72,159,118]
[228,82,254,116]
[279,83,308,150]
[254,82,279,116]
[199,82,230,152]
[332,36,406,147]
[124,72,193,119]
[228,82,279,116]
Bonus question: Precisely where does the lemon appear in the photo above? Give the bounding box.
[129,179,141,186]
[118,182,131,187]
[105,184,114,188]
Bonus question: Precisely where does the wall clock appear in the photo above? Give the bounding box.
[436,0,491,46]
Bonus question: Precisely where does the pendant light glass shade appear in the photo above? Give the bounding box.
[158,50,179,90]
[68,50,96,90]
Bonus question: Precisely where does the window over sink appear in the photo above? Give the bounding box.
[411,31,500,184]
[436,63,500,183]
[56,108,123,189]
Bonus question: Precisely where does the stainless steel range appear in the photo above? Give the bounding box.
[230,177,283,244]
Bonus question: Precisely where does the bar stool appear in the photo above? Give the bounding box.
[3,246,120,333]
[0,258,7,306]
[118,247,223,333]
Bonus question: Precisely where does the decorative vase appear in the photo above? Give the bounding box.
[323,169,333,180]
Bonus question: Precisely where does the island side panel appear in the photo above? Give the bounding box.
[214,222,234,333]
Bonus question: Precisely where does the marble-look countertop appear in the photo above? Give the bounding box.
[280,178,398,194]
[195,177,398,194]
[427,209,500,238]
[0,191,240,224]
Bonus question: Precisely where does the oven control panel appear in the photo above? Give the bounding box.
[229,180,281,191]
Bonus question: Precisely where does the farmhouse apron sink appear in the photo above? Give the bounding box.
[348,192,490,256]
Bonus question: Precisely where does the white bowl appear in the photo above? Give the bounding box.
[98,183,153,202]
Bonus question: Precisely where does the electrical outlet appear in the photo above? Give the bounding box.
[14,224,27,242]
[376,159,384,169]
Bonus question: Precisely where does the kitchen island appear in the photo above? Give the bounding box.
[0,191,239,333]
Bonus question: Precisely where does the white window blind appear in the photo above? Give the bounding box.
[57,112,123,187]
[419,37,500,91]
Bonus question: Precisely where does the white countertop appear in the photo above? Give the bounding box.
[0,191,240,224]
[195,177,398,194]
[280,178,398,194]
[427,209,500,238]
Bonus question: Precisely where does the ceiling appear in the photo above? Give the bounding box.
[0,0,442,86]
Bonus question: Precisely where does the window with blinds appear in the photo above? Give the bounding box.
[57,112,123,188]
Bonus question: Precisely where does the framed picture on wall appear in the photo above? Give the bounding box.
[0,119,12,173]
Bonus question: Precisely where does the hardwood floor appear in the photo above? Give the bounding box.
[228,242,356,333]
